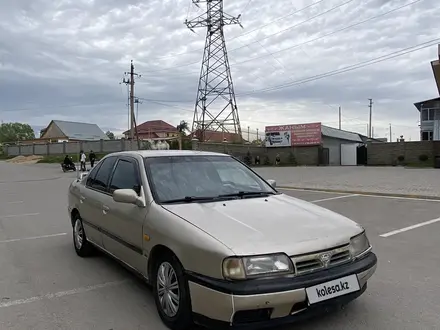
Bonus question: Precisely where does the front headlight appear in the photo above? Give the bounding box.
[349,231,371,258]
[222,254,294,280]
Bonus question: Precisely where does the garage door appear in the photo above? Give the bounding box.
[341,144,357,166]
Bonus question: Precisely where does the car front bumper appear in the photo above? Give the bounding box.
[187,252,377,329]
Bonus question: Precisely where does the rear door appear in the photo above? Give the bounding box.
[101,156,146,273]
[82,156,118,246]
[78,162,103,246]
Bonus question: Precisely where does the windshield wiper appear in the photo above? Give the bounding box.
[218,191,275,199]
[161,196,218,204]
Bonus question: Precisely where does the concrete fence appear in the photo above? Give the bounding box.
[367,141,440,165]
[6,138,322,166]
[193,140,320,165]
[5,139,139,156]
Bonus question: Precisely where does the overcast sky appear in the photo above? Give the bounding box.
[0,0,439,141]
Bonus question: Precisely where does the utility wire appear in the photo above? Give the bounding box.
[144,0,346,72]
[237,37,440,96]
[142,0,422,73]
[241,0,253,14]
[152,0,327,60]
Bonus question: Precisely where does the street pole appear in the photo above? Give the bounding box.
[129,61,135,141]
[247,126,250,142]
[368,98,373,138]
[338,106,341,130]
[389,123,392,142]
[256,128,259,141]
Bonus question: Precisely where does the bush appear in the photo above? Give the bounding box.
[263,155,271,165]
[244,151,252,165]
[288,152,298,166]
[397,155,404,162]
[419,154,428,162]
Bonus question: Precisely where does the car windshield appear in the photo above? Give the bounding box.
[144,155,276,203]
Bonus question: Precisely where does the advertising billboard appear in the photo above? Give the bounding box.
[265,122,322,147]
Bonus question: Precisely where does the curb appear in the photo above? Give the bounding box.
[278,186,440,201]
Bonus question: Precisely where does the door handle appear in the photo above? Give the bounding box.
[102,205,110,215]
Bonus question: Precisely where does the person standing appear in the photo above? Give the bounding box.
[80,150,86,171]
[89,150,96,168]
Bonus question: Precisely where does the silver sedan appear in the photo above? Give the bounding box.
[68,150,377,329]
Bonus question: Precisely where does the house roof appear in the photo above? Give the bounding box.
[321,125,363,142]
[414,97,440,111]
[431,44,440,95]
[52,120,108,140]
[123,120,177,135]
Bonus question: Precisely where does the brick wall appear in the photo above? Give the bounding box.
[192,141,320,165]
[367,141,440,165]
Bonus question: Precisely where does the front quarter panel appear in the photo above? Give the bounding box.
[68,179,82,216]
[145,204,234,279]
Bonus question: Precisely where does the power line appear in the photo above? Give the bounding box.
[151,0,327,61]
[144,0,352,73]
[1,101,126,113]
[11,38,433,114]
[143,0,423,74]
[237,37,440,96]
[241,0,253,14]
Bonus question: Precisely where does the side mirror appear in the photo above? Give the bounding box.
[113,189,145,207]
[267,179,277,188]
[77,172,88,182]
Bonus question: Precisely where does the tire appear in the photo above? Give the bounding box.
[152,252,193,330]
[72,214,94,257]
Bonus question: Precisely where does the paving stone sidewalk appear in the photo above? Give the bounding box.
[254,166,440,197]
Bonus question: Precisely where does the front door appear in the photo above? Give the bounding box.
[100,156,147,274]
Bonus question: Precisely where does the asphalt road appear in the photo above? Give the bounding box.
[0,162,439,330]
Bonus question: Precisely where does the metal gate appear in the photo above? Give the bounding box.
[357,145,367,165]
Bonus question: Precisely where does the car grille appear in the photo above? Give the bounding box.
[291,245,352,275]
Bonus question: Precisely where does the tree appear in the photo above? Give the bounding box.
[106,131,115,140]
[40,128,47,137]
[0,122,35,143]
[176,120,189,135]
[176,120,189,150]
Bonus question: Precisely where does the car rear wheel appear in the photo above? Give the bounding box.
[73,215,94,257]
[153,252,193,330]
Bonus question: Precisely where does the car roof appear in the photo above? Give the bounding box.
[105,150,230,158]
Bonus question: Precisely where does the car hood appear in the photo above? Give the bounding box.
[162,194,363,256]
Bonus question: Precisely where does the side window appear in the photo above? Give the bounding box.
[91,157,117,192]
[109,159,141,195]
[85,162,102,186]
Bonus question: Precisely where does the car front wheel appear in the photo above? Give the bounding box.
[153,253,192,330]
[72,215,94,257]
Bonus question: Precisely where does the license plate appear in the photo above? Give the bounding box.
[306,274,360,305]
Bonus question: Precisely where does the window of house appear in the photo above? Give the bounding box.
[422,109,436,121]
[421,131,433,141]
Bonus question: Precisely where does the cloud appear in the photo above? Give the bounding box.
[0,0,438,141]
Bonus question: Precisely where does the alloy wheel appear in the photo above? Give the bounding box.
[157,261,180,318]
[74,219,84,250]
